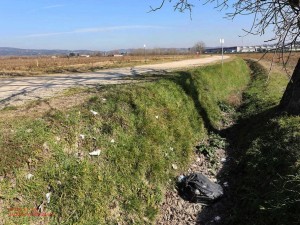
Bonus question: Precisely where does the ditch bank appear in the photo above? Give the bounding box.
[0,58,250,224]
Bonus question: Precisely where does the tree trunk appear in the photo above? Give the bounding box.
[279,58,300,115]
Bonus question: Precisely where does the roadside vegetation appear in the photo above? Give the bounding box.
[0,58,249,224]
[225,60,300,225]
[1,57,298,225]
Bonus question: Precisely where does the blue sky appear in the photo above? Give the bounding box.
[0,0,274,50]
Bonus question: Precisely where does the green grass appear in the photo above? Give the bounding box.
[0,58,250,224]
[226,60,300,225]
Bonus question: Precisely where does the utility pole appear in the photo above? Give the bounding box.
[220,38,224,74]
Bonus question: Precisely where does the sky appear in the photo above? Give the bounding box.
[0,0,275,51]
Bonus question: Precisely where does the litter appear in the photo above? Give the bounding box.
[26,173,34,180]
[177,173,223,203]
[89,149,101,156]
[220,158,227,163]
[110,139,115,143]
[46,192,51,204]
[172,164,178,170]
[155,115,159,119]
[90,110,98,115]
[79,134,85,140]
[214,216,221,222]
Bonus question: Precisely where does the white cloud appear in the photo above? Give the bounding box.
[23,25,167,38]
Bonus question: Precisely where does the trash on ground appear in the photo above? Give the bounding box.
[79,134,85,140]
[172,164,178,170]
[177,175,185,183]
[89,149,101,156]
[26,173,34,180]
[46,192,51,204]
[155,115,159,119]
[90,110,98,115]
[214,216,221,222]
[223,181,229,187]
[220,157,227,163]
[177,173,224,204]
[110,139,115,143]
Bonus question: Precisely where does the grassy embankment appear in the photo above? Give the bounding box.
[0,58,249,224]
[226,60,300,225]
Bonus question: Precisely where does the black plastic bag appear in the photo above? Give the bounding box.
[177,173,223,204]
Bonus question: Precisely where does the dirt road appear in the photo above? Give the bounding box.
[0,55,229,108]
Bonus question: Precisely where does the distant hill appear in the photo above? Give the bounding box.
[0,47,99,56]
[0,47,199,57]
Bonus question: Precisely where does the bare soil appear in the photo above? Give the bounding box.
[0,56,229,109]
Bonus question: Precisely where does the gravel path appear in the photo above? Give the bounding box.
[156,148,227,225]
[0,55,229,108]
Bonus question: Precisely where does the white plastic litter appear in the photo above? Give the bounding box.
[214,216,221,222]
[79,134,85,140]
[46,192,51,203]
[178,175,185,182]
[110,139,115,143]
[89,149,101,156]
[223,182,229,187]
[221,158,227,163]
[155,115,159,119]
[90,110,98,115]
[172,164,178,170]
[26,173,34,180]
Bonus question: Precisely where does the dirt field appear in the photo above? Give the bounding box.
[0,54,197,76]
[0,55,229,109]
[235,52,300,70]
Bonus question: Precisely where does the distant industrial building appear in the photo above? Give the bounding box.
[205,44,300,54]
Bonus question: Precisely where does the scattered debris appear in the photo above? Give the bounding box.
[110,139,115,143]
[79,134,85,140]
[25,173,34,180]
[26,128,33,133]
[220,158,227,163]
[102,98,107,102]
[177,173,223,204]
[46,192,51,204]
[155,115,159,119]
[90,110,98,115]
[89,149,101,156]
[214,216,221,222]
[37,201,45,213]
[170,147,174,151]
[178,175,185,183]
[172,164,178,170]
[223,182,229,187]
